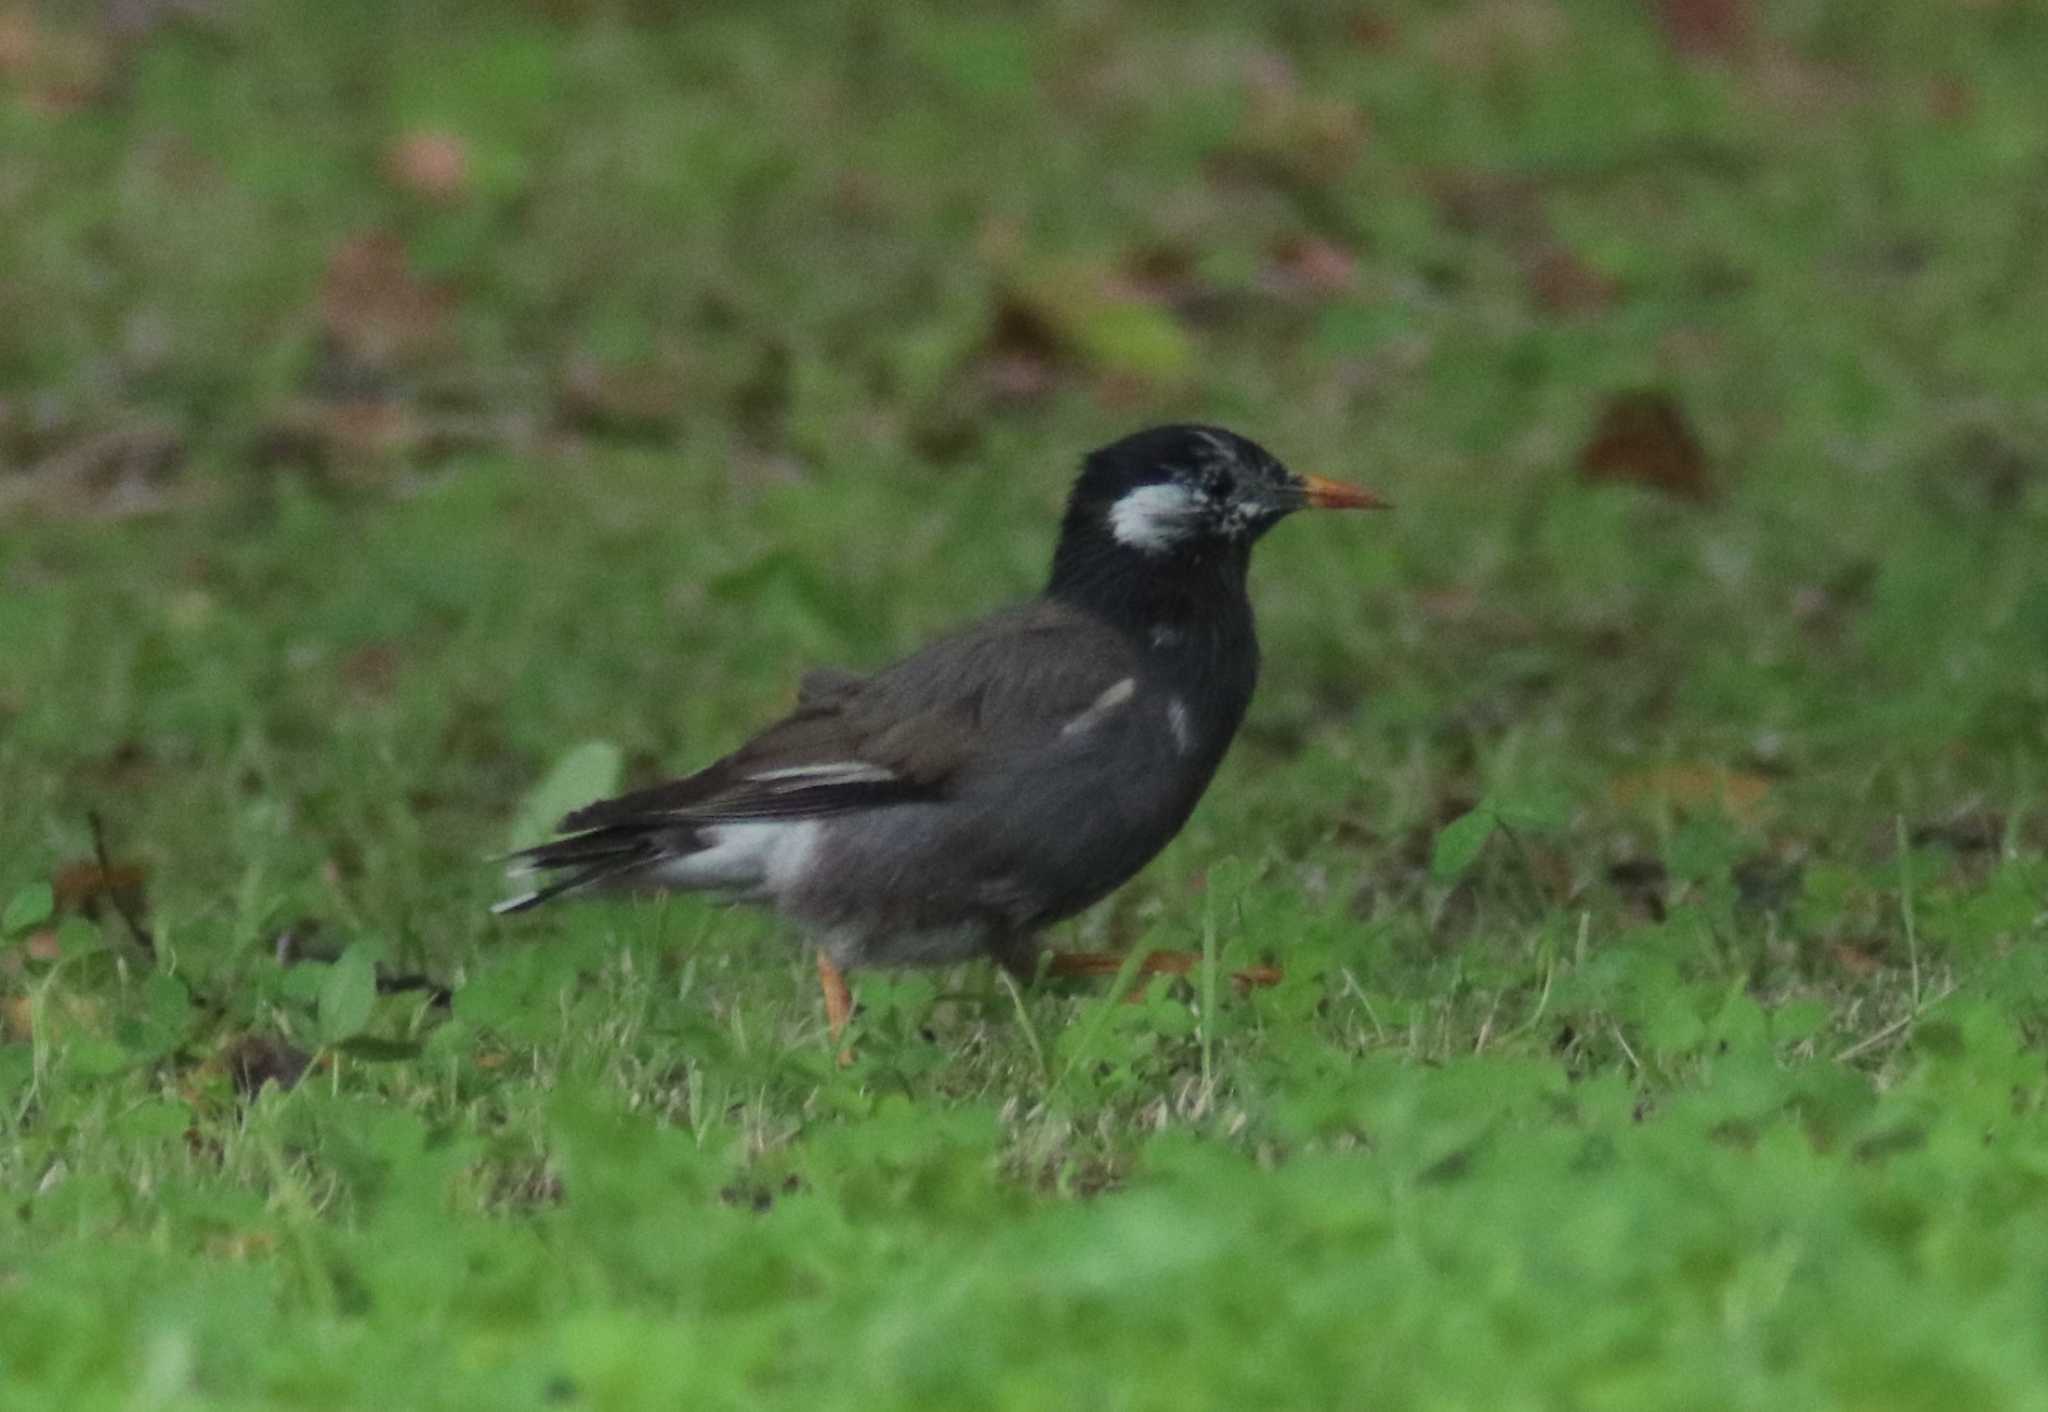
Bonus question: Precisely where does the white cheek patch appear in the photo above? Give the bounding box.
[1108,483,1200,554]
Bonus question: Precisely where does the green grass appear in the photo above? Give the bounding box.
[5,0,2048,1406]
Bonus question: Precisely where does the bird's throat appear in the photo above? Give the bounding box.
[1048,532,1261,753]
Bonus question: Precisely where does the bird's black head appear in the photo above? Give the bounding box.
[1049,425,1386,597]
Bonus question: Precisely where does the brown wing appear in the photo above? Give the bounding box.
[558,600,1137,834]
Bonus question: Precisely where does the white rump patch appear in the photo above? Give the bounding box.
[1061,676,1137,738]
[1166,696,1194,755]
[651,819,821,896]
[746,761,896,791]
[1108,483,1200,554]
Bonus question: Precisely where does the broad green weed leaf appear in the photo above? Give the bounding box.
[1668,817,1743,882]
[1016,266,1194,382]
[116,972,193,1061]
[113,1099,194,1142]
[1431,804,1497,881]
[116,967,190,1057]
[1708,990,1769,1056]
[508,740,622,851]
[1646,987,1712,1049]
[1494,786,1573,833]
[144,971,190,1034]
[1772,999,1829,1045]
[422,1017,474,1059]
[55,917,103,960]
[318,943,379,1046]
[1069,299,1192,382]
[1958,1000,2024,1065]
[4,882,54,935]
[65,1037,129,1079]
[280,963,329,1007]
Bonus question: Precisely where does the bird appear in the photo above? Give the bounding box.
[494,425,1388,1043]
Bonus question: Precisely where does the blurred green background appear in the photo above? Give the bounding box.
[5,1,2048,1407]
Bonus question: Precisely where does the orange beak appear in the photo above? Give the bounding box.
[1298,474,1392,511]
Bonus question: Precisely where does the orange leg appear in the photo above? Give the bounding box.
[816,950,855,1065]
[1043,949,1283,996]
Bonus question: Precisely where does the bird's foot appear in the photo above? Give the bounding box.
[816,950,856,1068]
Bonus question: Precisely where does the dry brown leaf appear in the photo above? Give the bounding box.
[1524,840,1578,902]
[1926,76,1973,124]
[339,642,401,701]
[1116,245,1197,305]
[385,129,470,202]
[1610,764,1771,821]
[1651,0,1752,59]
[1235,55,1370,182]
[1578,390,1713,503]
[1,989,104,1042]
[1347,12,1401,50]
[0,11,111,113]
[557,353,690,434]
[1423,168,1545,242]
[978,295,1063,402]
[1090,372,1165,413]
[1524,243,1619,316]
[981,351,1058,403]
[1264,235,1358,298]
[1415,587,1480,624]
[52,858,147,914]
[0,8,36,78]
[318,232,452,367]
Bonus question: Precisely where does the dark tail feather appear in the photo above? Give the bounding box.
[491,827,667,916]
[491,859,630,915]
[501,827,653,873]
